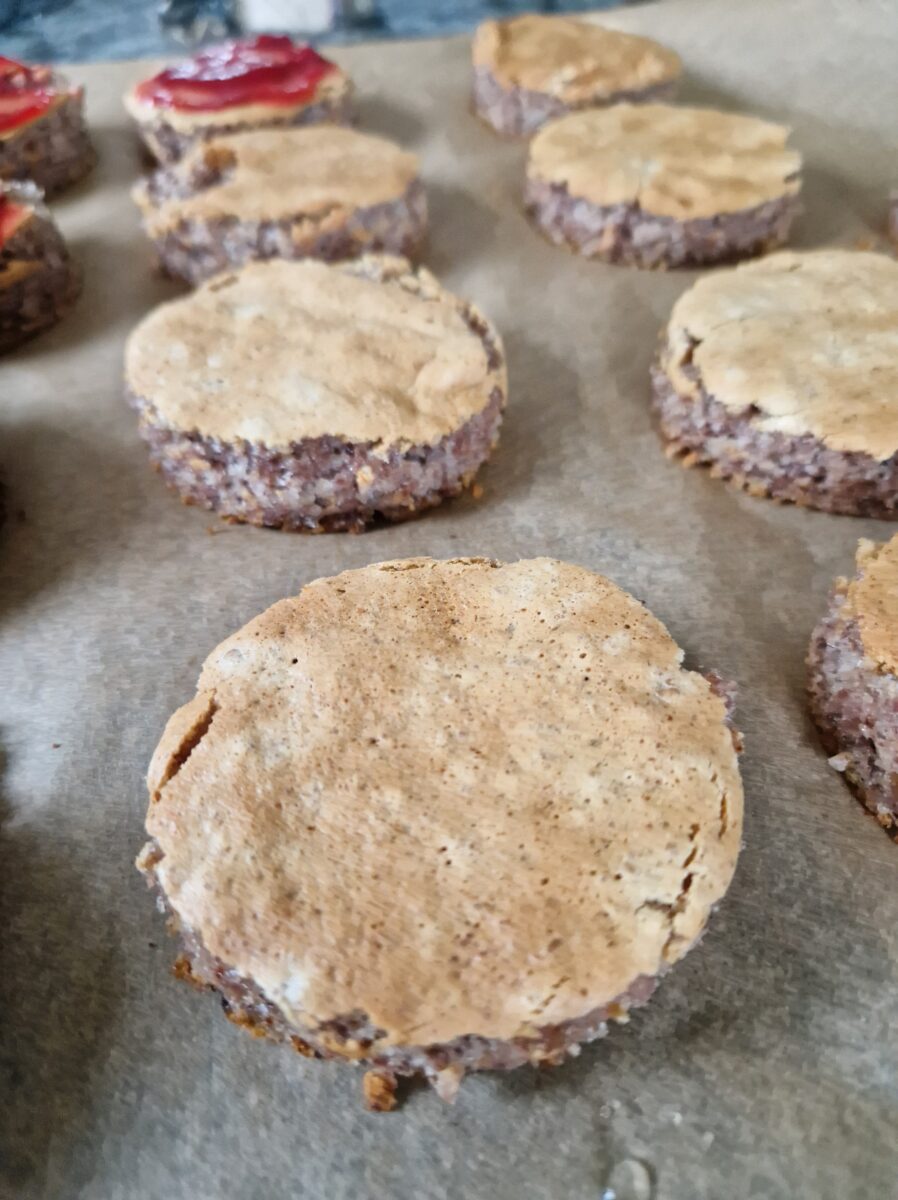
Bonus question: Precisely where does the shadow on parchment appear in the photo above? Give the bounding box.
[792,163,877,252]
[677,73,751,114]
[418,330,581,534]
[357,93,427,148]
[425,183,500,276]
[0,740,121,1198]
[0,418,149,625]
[59,123,149,191]
[488,855,894,1112]
[494,329,581,487]
[5,230,174,369]
[788,112,897,250]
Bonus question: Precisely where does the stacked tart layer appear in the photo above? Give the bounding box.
[525,104,802,267]
[653,250,898,514]
[133,125,427,284]
[124,255,506,531]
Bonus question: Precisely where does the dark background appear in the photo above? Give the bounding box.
[3,0,634,63]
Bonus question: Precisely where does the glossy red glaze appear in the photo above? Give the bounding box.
[133,36,336,113]
[0,57,57,133]
[0,196,29,246]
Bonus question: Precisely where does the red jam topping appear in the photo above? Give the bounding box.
[0,57,57,133]
[134,36,336,113]
[0,195,29,247]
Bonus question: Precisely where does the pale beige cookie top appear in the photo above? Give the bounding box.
[528,104,801,220]
[661,250,898,461]
[134,126,419,236]
[141,556,743,1049]
[843,536,898,675]
[125,255,504,450]
[124,67,349,135]
[472,15,681,102]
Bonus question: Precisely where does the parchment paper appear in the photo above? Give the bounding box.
[2,2,897,1197]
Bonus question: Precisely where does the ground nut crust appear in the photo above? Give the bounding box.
[471,64,675,138]
[0,198,81,353]
[807,588,898,833]
[525,177,798,268]
[128,386,503,531]
[135,93,352,164]
[147,178,428,286]
[651,361,898,516]
[0,92,95,196]
[127,256,505,530]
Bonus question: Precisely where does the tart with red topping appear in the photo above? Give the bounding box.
[0,57,95,195]
[125,37,352,164]
[0,180,81,353]
[0,190,29,244]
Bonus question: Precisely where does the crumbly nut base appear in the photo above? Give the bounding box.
[145,178,427,285]
[129,387,504,532]
[807,588,898,834]
[138,844,657,1106]
[525,177,798,268]
[651,360,898,516]
[471,65,675,138]
[0,95,95,196]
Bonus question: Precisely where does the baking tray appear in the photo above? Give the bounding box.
[2,1,897,1196]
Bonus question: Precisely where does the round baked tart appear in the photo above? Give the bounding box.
[132,125,426,285]
[125,36,351,165]
[472,15,680,138]
[137,556,744,1108]
[525,103,802,268]
[0,180,81,354]
[653,249,898,516]
[0,55,95,195]
[124,255,506,531]
[809,535,898,836]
